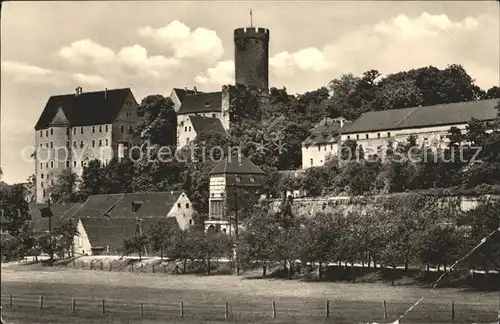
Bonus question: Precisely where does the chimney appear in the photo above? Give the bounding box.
[104,88,107,100]
[75,86,82,96]
[339,118,344,128]
[184,87,188,91]
[193,86,198,94]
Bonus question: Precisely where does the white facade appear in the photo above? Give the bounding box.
[301,142,338,169]
[167,192,195,229]
[74,219,93,256]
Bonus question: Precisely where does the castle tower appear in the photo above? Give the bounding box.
[234,27,269,92]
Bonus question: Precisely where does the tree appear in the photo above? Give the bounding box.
[79,159,105,200]
[122,234,148,261]
[49,168,79,203]
[101,158,135,194]
[136,95,177,146]
[148,219,176,259]
[484,86,500,99]
[0,182,30,236]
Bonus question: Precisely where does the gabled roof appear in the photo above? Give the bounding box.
[342,99,499,134]
[80,217,178,250]
[303,118,351,145]
[35,88,134,130]
[172,88,200,102]
[29,203,83,232]
[190,116,227,136]
[75,191,187,219]
[210,155,265,175]
[177,92,222,115]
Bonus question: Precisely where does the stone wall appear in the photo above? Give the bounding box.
[269,193,499,217]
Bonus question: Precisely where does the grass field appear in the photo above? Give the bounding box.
[1,264,499,324]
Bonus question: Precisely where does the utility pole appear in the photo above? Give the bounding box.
[234,186,240,276]
[47,197,53,265]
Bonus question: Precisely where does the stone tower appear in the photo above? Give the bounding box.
[234,27,270,93]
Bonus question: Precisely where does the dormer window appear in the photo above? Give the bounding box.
[250,176,255,182]
[236,176,241,182]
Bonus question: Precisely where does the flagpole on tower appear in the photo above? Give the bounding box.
[250,9,253,27]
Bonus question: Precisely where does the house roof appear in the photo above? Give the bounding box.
[80,217,178,250]
[189,116,227,136]
[303,118,352,145]
[210,155,265,176]
[34,88,134,130]
[342,99,500,134]
[177,92,222,115]
[29,203,83,232]
[172,88,199,102]
[75,191,187,219]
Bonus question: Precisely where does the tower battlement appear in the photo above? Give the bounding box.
[234,27,270,41]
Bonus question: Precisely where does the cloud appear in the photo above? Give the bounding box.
[195,60,234,85]
[2,60,109,87]
[1,60,60,84]
[270,47,333,77]
[58,39,115,65]
[138,20,224,63]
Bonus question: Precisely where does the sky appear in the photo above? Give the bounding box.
[1,1,499,184]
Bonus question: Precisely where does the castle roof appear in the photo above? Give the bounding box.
[210,155,265,176]
[303,118,351,146]
[189,116,226,137]
[35,88,134,130]
[177,92,222,115]
[342,99,499,134]
[80,217,178,251]
[74,191,187,219]
[172,88,200,102]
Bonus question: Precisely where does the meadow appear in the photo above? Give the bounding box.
[1,262,499,324]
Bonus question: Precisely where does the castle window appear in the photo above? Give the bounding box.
[92,126,95,133]
[387,132,391,137]
[185,203,189,209]
[46,143,49,148]
[45,162,48,168]
[318,145,320,152]
[366,134,369,139]
[105,125,109,132]
[41,173,44,179]
[45,130,48,137]
[40,163,43,170]
[320,160,323,164]
[40,131,43,137]
[347,135,350,140]
[66,141,70,148]
[189,219,193,225]
[66,161,70,168]
[184,126,187,132]
[177,203,181,208]
[50,161,54,168]
[66,128,70,135]
[40,144,42,148]
[356,135,359,140]
[50,128,53,136]
[324,146,327,151]
[188,126,191,132]
[51,180,54,185]
[42,189,46,197]
[105,139,109,146]
[99,140,102,147]
[73,128,76,135]
[80,127,83,134]
[377,133,381,138]
[120,125,124,133]
[180,121,184,127]
[81,161,84,167]
[186,137,189,144]
[99,125,102,133]
[41,182,44,188]
[310,158,313,166]
[330,144,333,150]
[50,142,53,149]
[105,158,108,165]
[80,141,84,148]
[47,174,49,179]
[73,161,77,167]
[212,114,216,118]
[73,141,77,148]
[92,140,95,147]
[129,126,133,133]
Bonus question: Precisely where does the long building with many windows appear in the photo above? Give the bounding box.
[34,87,140,202]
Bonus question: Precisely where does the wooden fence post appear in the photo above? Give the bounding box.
[164,265,167,274]
[451,300,455,321]
[100,262,103,271]
[272,301,276,319]
[40,296,44,310]
[325,300,330,318]
[140,303,144,317]
[109,263,112,271]
[102,299,105,314]
[72,260,75,268]
[180,301,184,318]
[383,300,387,320]
[225,302,229,320]
[152,264,155,274]
[9,295,12,308]
[141,264,144,272]
[72,298,76,314]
